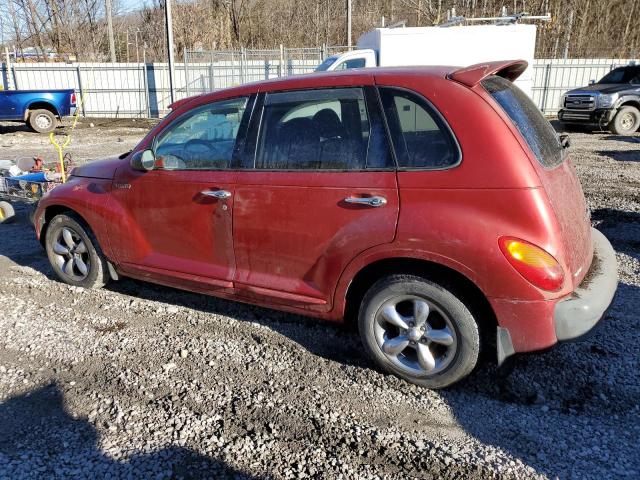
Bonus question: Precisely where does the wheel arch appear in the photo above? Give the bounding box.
[340,255,497,346]
[24,101,60,120]
[39,204,96,247]
[615,98,640,111]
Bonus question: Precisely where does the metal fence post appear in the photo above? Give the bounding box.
[540,62,552,115]
[321,43,327,61]
[76,65,86,116]
[184,47,190,97]
[279,44,284,77]
[240,47,246,83]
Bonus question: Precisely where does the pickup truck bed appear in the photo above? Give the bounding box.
[0,89,76,133]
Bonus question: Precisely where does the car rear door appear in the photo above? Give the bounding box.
[231,86,399,310]
[110,96,252,290]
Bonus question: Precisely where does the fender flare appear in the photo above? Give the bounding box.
[330,244,489,318]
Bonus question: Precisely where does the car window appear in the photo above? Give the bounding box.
[379,87,460,169]
[335,58,366,70]
[255,88,375,170]
[482,76,563,169]
[599,66,640,84]
[154,97,248,170]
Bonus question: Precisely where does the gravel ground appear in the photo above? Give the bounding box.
[0,121,639,479]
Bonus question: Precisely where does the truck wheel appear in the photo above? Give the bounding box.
[0,201,16,224]
[28,109,58,133]
[609,106,640,135]
[45,213,109,289]
[358,275,480,389]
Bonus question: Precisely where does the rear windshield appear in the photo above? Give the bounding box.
[482,76,564,169]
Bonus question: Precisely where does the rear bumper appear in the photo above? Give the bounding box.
[558,108,614,125]
[553,228,618,341]
[494,228,618,364]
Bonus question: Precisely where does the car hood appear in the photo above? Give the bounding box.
[567,83,639,95]
[71,157,124,180]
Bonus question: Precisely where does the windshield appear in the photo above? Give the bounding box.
[598,66,640,84]
[315,56,338,72]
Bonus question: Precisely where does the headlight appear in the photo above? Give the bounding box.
[597,93,618,108]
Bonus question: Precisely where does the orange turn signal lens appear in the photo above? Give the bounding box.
[499,237,564,291]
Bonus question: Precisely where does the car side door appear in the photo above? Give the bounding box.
[232,86,399,310]
[110,96,252,291]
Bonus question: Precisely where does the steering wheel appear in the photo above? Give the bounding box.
[158,154,187,170]
[184,139,219,162]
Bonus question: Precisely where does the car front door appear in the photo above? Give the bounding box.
[232,86,399,310]
[111,96,251,290]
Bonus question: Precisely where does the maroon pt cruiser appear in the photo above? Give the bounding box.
[34,60,618,388]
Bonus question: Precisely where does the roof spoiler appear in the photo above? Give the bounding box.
[448,60,528,87]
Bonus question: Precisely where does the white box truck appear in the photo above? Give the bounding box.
[316,24,537,97]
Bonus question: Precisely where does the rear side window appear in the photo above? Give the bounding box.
[379,87,460,169]
[255,88,390,170]
[482,76,563,168]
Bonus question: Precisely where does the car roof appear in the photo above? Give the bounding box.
[176,66,458,109]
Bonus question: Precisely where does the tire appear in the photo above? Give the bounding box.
[45,213,109,289]
[28,109,58,133]
[609,106,640,135]
[0,201,16,224]
[358,275,480,389]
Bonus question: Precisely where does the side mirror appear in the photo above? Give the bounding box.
[130,149,155,171]
[589,79,596,85]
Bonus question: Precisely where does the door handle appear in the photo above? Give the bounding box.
[201,189,232,199]
[344,196,387,207]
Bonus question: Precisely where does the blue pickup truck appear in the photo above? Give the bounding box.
[0,89,77,133]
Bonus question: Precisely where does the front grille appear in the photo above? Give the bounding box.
[564,95,595,111]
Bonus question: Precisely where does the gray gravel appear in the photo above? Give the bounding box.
[0,121,639,479]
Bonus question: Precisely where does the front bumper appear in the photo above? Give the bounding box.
[554,228,618,341]
[558,108,615,125]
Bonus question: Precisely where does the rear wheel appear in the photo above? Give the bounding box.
[45,213,109,289]
[609,106,640,135]
[28,109,58,133]
[0,201,15,224]
[358,275,480,389]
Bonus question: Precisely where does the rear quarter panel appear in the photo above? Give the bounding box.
[0,90,74,119]
[372,72,573,302]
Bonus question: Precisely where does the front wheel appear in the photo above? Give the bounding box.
[45,213,109,289]
[358,275,480,389]
[609,106,640,135]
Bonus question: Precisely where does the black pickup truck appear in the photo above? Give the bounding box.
[558,65,640,135]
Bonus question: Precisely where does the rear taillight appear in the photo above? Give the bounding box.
[499,237,565,291]
[70,92,76,105]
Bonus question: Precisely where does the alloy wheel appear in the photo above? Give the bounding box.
[373,295,457,376]
[52,227,91,281]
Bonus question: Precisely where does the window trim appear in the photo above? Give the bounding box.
[150,94,254,171]
[244,86,395,173]
[377,86,462,172]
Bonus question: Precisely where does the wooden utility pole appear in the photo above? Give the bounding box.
[105,0,116,62]
[346,0,352,49]
[165,0,176,104]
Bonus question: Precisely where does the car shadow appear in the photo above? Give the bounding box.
[594,149,640,162]
[0,384,256,478]
[0,123,67,135]
[591,208,640,261]
[602,135,640,144]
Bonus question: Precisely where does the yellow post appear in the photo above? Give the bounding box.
[48,87,83,183]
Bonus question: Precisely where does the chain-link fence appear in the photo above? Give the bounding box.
[2,50,636,118]
[182,46,349,96]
